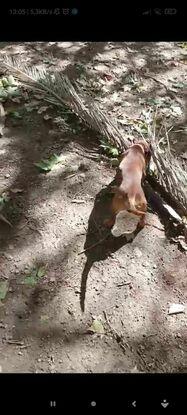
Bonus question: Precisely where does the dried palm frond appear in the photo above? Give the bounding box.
[146,114,187,217]
[0,55,129,150]
[0,55,187,221]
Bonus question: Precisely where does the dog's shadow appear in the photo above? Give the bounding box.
[80,177,142,312]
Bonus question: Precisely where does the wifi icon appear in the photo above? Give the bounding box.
[161,399,169,408]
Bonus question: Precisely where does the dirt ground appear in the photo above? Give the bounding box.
[0,42,186,373]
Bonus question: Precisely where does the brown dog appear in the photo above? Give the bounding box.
[105,140,151,229]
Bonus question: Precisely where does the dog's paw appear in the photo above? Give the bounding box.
[136,221,145,231]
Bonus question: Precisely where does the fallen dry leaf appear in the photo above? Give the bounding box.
[0,103,5,136]
[10,188,23,194]
[88,319,105,334]
[103,73,113,81]
[43,114,52,120]
[38,106,49,114]
[11,97,21,103]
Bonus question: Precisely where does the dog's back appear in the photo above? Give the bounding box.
[104,141,150,228]
[118,144,146,196]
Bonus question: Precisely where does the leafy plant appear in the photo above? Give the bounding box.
[75,62,87,75]
[171,81,187,89]
[0,75,20,102]
[0,193,10,211]
[23,266,46,286]
[35,154,64,172]
[0,281,9,300]
[147,98,161,106]
[100,139,119,157]
[178,42,187,49]
[8,110,22,119]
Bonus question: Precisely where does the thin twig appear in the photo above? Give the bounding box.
[78,233,110,255]
[116,282,131,287]
[164,124,172,156]
[145,223,164,231]
[64,173,78,180]
[153,106,158,140]
[5,340,24,345]
[19,344,31,349]
[0,214,12,227]
[103,311,127,351]
[71,199,85,204]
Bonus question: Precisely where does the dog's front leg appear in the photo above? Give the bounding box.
[137,214,146,230]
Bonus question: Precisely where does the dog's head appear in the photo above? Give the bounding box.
[132,140,151,165]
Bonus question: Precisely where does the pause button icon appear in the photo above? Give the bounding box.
[50,401,56,407]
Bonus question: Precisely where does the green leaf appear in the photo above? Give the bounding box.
[0,193,9,209]
[0,88,8,99]
[178,42,187,49]
[9,111,22,119]
[24,275,37,286]
[40,314,50,322]
[34,160,51,172]
[6,86,20,97]
[89,319,105,334]
[109,147,119,157]
[172,82,187,89]
[0,281,9,300]
[7,75,16,85]
[37,266,46,279]
[35,154,63,172]
[1,77,9,87]
[23,266,46,286]
[147,98,161,106]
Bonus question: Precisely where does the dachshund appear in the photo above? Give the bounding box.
[105,140,151,229]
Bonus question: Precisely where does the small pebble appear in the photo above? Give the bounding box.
[79,173,86,179]
[142,261,150,267]
[134,248,142,258]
